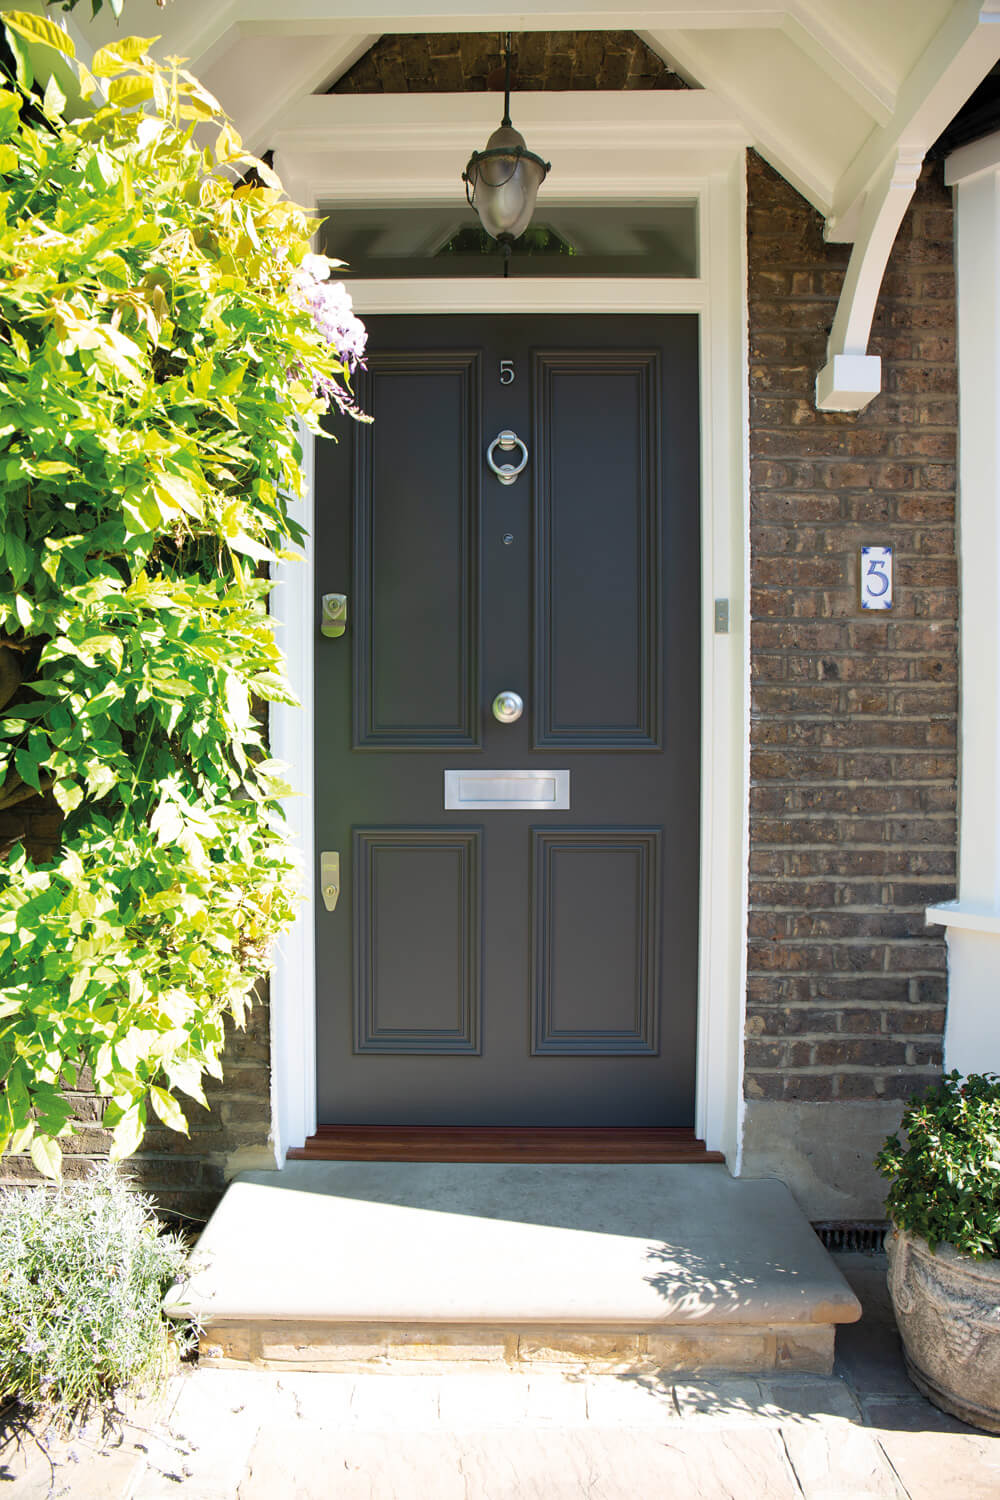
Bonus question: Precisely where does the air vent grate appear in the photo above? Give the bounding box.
[813,1221,888,1254]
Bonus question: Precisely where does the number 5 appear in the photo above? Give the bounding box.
[499,360,515,386]
[866,559,889,596]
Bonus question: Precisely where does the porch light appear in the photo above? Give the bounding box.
[462,34,551,268]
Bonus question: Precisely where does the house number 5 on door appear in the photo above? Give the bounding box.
[499,359,515,385]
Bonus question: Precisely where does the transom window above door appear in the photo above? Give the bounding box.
[317,201,698,279]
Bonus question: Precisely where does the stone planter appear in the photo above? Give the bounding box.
[886,1225,1000,1432]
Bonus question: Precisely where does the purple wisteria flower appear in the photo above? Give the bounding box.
[290,253,370,419]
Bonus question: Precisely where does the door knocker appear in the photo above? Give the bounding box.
[487,430,529,486]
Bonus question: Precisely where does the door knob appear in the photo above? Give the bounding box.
[492,691,524,723]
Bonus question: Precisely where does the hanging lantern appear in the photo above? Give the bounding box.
[462,34,551,259]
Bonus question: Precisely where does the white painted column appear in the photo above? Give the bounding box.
[927,133,1000,1072]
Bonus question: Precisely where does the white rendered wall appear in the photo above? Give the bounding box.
[928,136,1000,1073]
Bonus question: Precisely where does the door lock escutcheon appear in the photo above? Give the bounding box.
[320,851,340,912]
[321,594,347,638]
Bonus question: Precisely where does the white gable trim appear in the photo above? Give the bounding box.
[266,97,751,1167]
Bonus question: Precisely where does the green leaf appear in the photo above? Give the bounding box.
[0,88,22,140]
[2,11,75,60]
[156,472,204,519]
[107,75,154,109]
[52,779,83,813]
[29,1135,63,1181]
[229,532,278,565]
[149,1085,188,1135]
[91,35,160,77]
[0,40,363,1182]
[2,28,32,91]
[108,1104,145,1162]
[42,73,67,121]
[14,748,42,792]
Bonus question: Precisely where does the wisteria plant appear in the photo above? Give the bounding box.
[0,13,367,1175]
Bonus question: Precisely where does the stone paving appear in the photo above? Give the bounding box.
[2,1254,998,1498]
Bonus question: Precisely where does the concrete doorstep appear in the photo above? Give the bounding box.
[164,1163,861,1377]
[2,1254,998,1499]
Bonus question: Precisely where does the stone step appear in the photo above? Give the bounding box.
[165,1162,861,1377]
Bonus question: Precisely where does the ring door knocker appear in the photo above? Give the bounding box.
[487,429,528,486]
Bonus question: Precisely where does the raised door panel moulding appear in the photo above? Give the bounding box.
[353,349,482,747]
[533,348,662,748]
[353,827,483,1054]
[531,828,662,1056]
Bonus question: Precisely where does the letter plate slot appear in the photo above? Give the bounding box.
[444,769,570,811]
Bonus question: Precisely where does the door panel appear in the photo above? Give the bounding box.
[353,827,482,1055]
[534,350,661,746]
[315,315,700,1128]
[531,828,661,1055]
[353,351,481,747]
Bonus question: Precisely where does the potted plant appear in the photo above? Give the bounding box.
[876,1071,1000,1432]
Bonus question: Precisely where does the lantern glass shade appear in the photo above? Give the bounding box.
[464,125,549,243]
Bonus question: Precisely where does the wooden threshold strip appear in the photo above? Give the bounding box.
[288,1127,725,1164]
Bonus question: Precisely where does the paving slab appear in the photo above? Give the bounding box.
[780,1421,902,1500]
[236,1425,804,1500]
[872,1425,1000,1500]
[7,1248,996,1500]
[833,1252,914,1397]
[582,1372,680,1426]
[166,1163,860,1333]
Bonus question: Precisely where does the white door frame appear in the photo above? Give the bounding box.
[266,90,751,1166]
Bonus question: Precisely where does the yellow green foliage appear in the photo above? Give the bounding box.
[0,21,358,1174]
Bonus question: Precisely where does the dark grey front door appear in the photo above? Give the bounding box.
[314,314,700,1127]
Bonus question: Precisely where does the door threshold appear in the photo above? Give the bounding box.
[287,1127,724,1164]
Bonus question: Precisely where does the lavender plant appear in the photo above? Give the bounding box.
[0,1166,194,1424]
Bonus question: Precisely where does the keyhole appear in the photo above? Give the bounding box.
[502,533,514,546]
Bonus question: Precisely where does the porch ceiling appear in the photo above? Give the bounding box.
[77,1,1000,234]
[73,2,1000,409]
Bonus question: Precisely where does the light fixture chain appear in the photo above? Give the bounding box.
[502,32,512,129]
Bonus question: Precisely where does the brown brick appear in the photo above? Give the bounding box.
[746,153,955,1100]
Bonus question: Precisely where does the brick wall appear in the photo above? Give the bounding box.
[332,31,687,94]
[745,152,958,1112]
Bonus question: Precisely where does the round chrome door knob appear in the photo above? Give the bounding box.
[492,691,524,724]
